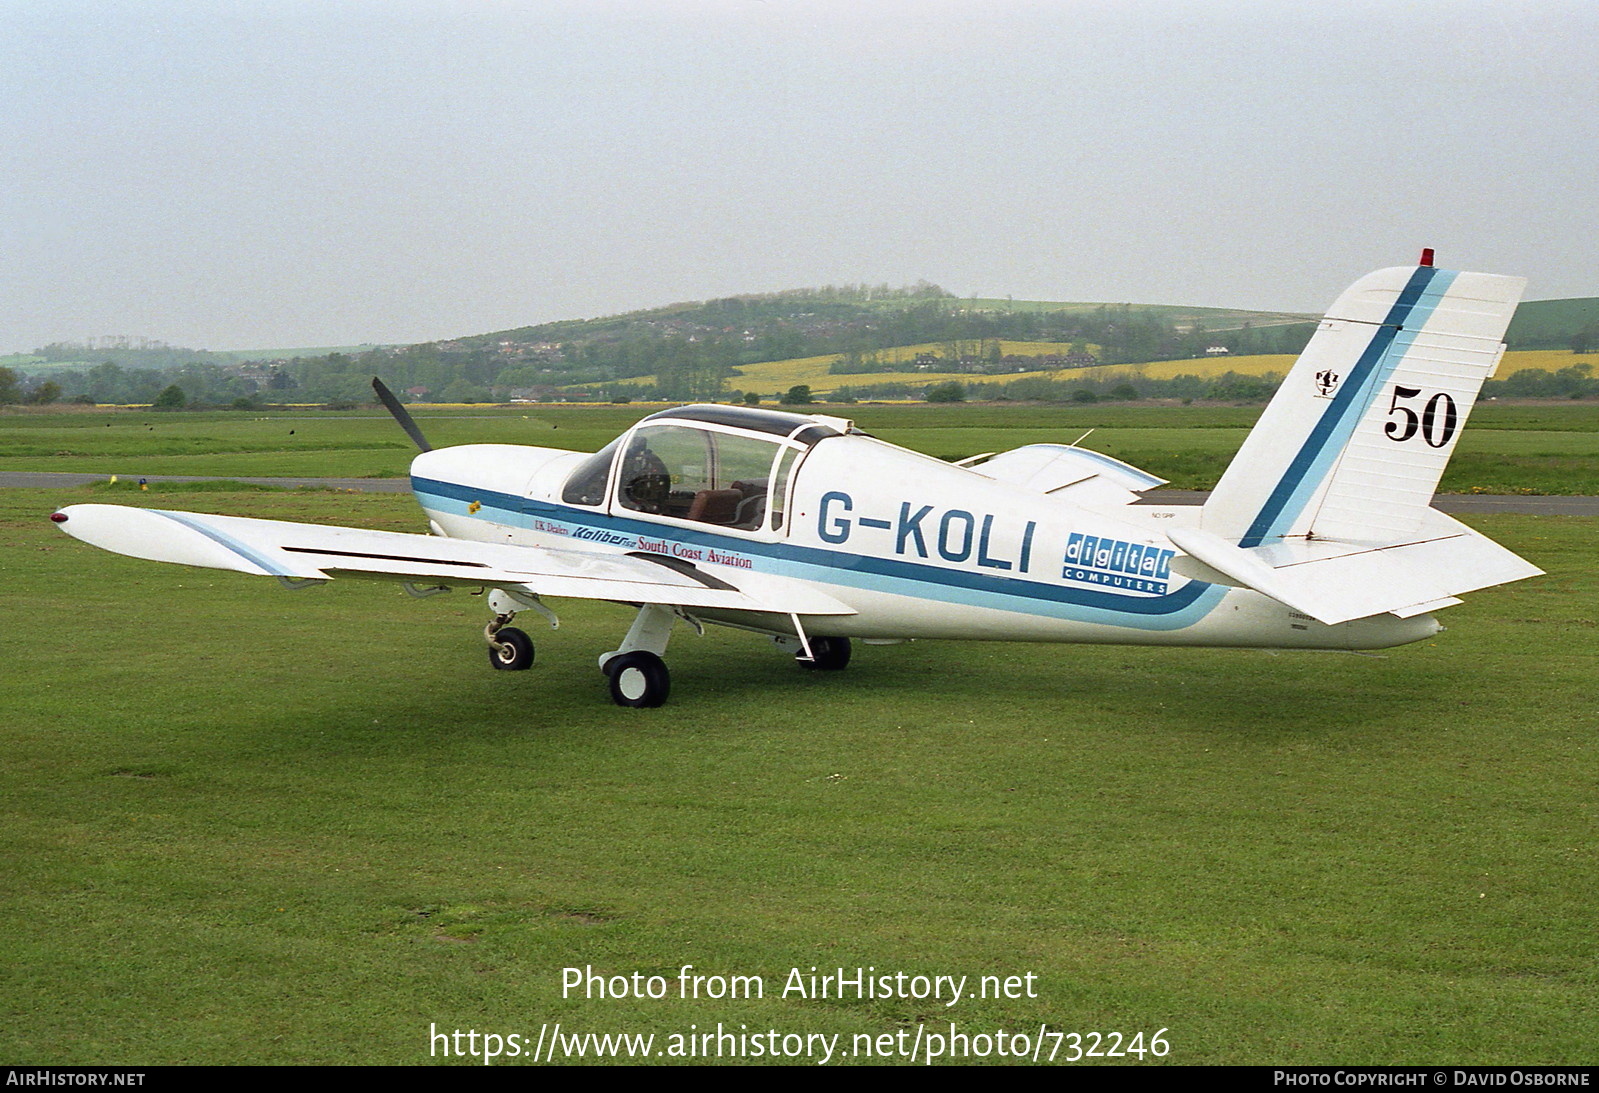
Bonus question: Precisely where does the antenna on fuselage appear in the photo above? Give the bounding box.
[372,376,434,453]
[1068,428,1095,448]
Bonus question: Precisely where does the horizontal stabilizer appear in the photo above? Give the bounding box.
[52,504,854,616]
[1170,508,1541,625]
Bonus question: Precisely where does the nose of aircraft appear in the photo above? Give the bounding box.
[409,443,585,500]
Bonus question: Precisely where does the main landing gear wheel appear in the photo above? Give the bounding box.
[488,626,535,671]
[606,651,671,708]
[798,636,852,671]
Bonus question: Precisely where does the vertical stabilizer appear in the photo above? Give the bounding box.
[1202,263,1525,546]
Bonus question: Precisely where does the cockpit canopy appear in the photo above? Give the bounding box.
[560,405,851,533]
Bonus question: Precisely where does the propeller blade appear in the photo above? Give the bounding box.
[371,377,433,453]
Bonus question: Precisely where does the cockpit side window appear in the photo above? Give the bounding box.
[560,439,620,507]
[615,424,789,531]
[616,428,697,515]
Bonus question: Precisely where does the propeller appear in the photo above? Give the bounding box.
[371,376,433,453]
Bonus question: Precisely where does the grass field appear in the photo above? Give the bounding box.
[4,402,1599,494]
[1,484,1594,1065]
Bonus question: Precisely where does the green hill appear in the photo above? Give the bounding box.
[959,297,1316,330]
[1506,297,1599,350]
[15,286,1595,407]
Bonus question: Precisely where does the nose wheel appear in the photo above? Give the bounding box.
[483,590,557,673]
[487,626,534,671]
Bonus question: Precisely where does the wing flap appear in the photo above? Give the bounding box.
[53,505,854,616]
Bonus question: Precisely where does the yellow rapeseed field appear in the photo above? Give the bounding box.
[1492,349,1597,376]
[731,341,1097,393]
[1056,349,1589,385]
[607,347,1592,398]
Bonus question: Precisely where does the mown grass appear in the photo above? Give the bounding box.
[1,486,1595,1065]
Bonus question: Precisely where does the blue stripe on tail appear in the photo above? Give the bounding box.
[1238,266,1457,547]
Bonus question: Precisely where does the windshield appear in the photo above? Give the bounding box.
[560,439,620,507]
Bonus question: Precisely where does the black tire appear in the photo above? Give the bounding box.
[605,651,671,708]
[488,627,534,671]
[798,636,852,671]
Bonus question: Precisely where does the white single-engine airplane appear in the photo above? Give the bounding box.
[53,256,1541,707]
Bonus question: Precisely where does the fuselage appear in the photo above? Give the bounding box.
[408,408,1438,652]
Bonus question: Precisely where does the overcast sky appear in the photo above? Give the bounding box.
[3,0,1594,353]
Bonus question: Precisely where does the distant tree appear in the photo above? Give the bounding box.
[780,384,813,405]
[440,380,488,403]
[497,365,544,386]
[1071,388,1098,404]
[1207,371,1279,402]
[0,367,19,405]
[27,380,62,405]
[743,391,762,406]
[926,381,965,403]
[153,384,187,410]
[231,396,257,410]
[1109,383,1140,401]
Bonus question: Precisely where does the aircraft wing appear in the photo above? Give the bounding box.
[52,504,854,616]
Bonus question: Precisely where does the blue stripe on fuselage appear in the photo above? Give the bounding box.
[1238,266,1457,548]
[411,475,1227,630]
